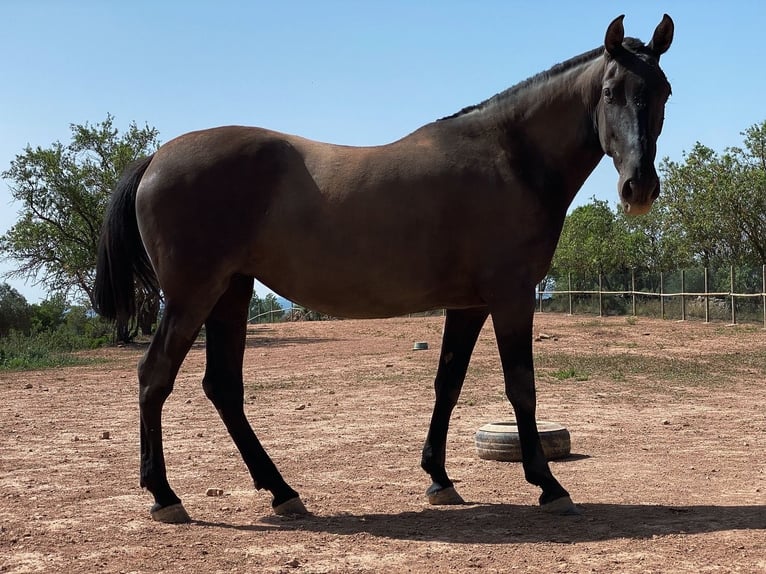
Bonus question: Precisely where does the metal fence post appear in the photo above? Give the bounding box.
[568,272,573,315]
[631,269,636,316]
[704,266,710,323]
[730,265,736,325]
[680,269,686,321]
[598,273,603,317]
[763,264,766,329]
[660,271,665,320]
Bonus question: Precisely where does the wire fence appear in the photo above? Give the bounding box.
[538,265,766,327]
[248,304,335,324]
[246,265,766,327]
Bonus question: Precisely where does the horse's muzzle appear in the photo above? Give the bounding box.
[619,175,660,216]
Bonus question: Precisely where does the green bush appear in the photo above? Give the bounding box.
[1,330,76,370]
[0,309,112,371]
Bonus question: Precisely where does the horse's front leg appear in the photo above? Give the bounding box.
[490,295,580,515]
[421,307,489,504]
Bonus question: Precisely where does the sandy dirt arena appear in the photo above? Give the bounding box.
[1,314,765,573]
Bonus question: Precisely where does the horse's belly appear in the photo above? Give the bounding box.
[248,249,482,319]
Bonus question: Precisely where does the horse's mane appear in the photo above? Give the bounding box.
[438,37,648,122]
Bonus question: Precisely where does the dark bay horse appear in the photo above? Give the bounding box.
[94,15,674,522]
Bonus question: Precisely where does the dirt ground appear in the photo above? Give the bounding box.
[1,314,764,573]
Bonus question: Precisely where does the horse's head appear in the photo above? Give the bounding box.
[596,14,674,215]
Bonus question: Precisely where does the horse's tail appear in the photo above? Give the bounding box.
[93,154,160,322]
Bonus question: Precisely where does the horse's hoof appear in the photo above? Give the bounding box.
[273,496,309,516]
[427,485,465,505]
[151,502,191,523]
[540,496,583,516]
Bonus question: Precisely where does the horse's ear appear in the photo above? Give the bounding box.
[604,15,625,56]
[648,14,674,57]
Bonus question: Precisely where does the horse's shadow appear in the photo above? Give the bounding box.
[195,502,765,544]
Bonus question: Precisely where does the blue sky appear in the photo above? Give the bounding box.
[1,1,764,303]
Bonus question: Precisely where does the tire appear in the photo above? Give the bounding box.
[475,421,571,462]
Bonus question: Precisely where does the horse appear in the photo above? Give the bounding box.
[94,14,674,523]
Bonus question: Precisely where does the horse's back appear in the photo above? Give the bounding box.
[132,124,493,316]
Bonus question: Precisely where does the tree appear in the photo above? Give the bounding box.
[1,115,160,302]
[0,283,32,337]
[29,293,68,334]
[654,121,766,267]
[0,115,161,338]
[728,121,766,263]
[615,201,693,274]
[248,292,285,323]
[550,199,638,281]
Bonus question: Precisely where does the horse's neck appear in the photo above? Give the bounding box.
[492,57,606,206]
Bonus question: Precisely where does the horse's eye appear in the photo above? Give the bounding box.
[603,87,613,102]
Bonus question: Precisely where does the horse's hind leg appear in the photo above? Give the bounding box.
[138,304,206,523]
[421,307,489,504]
[202,274,306,515]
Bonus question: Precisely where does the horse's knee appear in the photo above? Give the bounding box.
[504,370,537,413]
[202,375,244,411]
[202,376,222,406]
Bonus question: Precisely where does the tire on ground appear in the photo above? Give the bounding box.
[475,421,571,462]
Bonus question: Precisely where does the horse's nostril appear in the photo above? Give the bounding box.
[621,179,634,201]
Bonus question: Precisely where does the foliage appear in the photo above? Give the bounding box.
[549,199,649,295]
[614,203,693,274]
[0,283,33,337]
[0,284,111,370]
[30,293,68,333]
[0,115,161,307]
[551,199,622,278]
[647,120,766,267]
[0,324,109,371]
[248,292,285,323]
[289,306,336,321]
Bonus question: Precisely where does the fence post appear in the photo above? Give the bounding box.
[704,267,710,323]
[730,265,736,325]
[680,269,686,321]
[538,281,543,312]
[568,272,573,315]
[598,273,603,317]
[631,269,636,317]
[763,264,765,329]
[660,271,665,320]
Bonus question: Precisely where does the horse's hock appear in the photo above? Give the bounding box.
[475,421,571,462]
